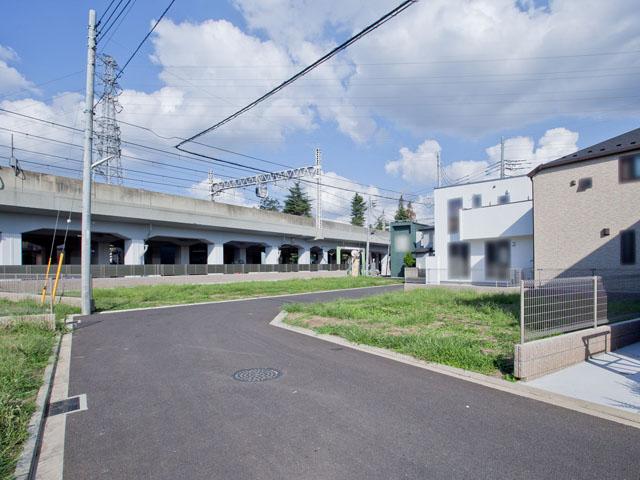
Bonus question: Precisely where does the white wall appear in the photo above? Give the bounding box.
[433,176,533,282]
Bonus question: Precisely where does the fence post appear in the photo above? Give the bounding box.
[520,280,525,344]
[593,275,598,328]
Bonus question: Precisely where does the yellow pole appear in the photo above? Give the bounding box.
[51,252,64,305]
[40,256,53,305]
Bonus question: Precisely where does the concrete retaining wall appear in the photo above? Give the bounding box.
[514,318,640,380]
[0,313,56,330]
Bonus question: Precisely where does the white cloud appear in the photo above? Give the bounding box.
[385,139,441,184]
[0,45,35,96]
[233,0,640,139]
[387,127,579,187]
[188,176,254,208]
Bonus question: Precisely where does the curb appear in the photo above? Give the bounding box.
[87,283,402,316]
[270,311,640,430]
[13,333,62,480]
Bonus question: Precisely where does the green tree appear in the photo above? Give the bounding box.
[403,252,416,267]
[350,193,367,226]
[259,196,281,212]
[283,182,312,217]
[394,195,410,221]
[406,201,416,221]
[374,212,387,231]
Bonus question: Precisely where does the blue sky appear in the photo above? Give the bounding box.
[1,0,639,222]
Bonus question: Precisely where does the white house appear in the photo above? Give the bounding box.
[431,175,533,284]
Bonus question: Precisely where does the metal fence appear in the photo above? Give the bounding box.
[520,274,640,342]
[0,263,348,278]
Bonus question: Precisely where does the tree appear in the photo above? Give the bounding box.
[394,195,411,221]
[283,182,312,217]
[374,212,387,231]
[403,252,416,267]
[406,201,417,221]
[259,197,281,212]
[350,193,367,226]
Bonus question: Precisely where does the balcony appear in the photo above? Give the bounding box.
[459,200,532,241]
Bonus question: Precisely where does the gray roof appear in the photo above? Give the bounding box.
[528,127,640,177]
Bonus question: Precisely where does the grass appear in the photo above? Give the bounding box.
[0,322,57,479]
[284,287,520,376]
[87,276,400,312]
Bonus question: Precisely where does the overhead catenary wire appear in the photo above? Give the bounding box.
[176,0,417,149]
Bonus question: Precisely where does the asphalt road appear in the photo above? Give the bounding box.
[65,286,640,479]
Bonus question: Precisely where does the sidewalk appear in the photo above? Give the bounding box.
[529,342,640,414]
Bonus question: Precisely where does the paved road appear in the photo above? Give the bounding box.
[65,286,640,479]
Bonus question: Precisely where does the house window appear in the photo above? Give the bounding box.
[497,192,510,205]
[485,240,511,280]
[448,242,469,279]
[621,230,636,265]
[472,194,482,208]
[619,154,640,182]
[448,198,463,234]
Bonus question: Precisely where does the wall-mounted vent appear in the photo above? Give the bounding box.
[601,228,610,237]
[577,177,592,192]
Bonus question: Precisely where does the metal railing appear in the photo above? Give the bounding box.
[0,263,348,278]
[413,268,533,287]
[520,273,640,342]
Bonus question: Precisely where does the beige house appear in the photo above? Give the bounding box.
[529,127,640,278]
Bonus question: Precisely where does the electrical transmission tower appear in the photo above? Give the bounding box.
[94,54,123,184]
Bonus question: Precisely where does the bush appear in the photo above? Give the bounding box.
[403,252,416,267]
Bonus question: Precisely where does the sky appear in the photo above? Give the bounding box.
[1,0,639,224]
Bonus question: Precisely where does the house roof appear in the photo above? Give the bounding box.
[528,127,640,177]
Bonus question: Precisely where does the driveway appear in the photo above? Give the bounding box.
[530,342,640,414]
[65,286,640,479]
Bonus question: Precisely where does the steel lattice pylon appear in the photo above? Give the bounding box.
[94,55,123,184]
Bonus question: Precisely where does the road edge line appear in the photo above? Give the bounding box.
[90,283,402,316]
[13,333,62,480]
[270,311,640,430]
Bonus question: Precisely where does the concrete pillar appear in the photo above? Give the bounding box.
[180,245,190,264]
[0,232,22,265]
[381,253,390,276]
[298,246,310,264]
[207,243,223,264]
[97,242,111,265]
[264,245,279,265]
[237,246,247,264]
[124,239,146,265]
[320,248,328,265]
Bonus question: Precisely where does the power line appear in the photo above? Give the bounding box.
[0,106,419,200]
[113,0,176,84]
[176,0,417,149]
[98,0,133,41]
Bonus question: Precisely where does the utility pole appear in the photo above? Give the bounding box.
[500,136,505,179]
[436,150,441,187]
[80,9,97,315]
[314,148,323,240]
[365,195,372,276]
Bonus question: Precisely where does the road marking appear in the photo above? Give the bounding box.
[270,311,640,430]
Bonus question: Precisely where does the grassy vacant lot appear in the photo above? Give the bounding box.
[0,299,79,322]
[89,276,399,312]
[0,322,57,479]
[284,287,520,377]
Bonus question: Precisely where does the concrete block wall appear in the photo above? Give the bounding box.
[514,318,640,380]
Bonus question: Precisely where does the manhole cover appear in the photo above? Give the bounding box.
[232,368,282,383]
